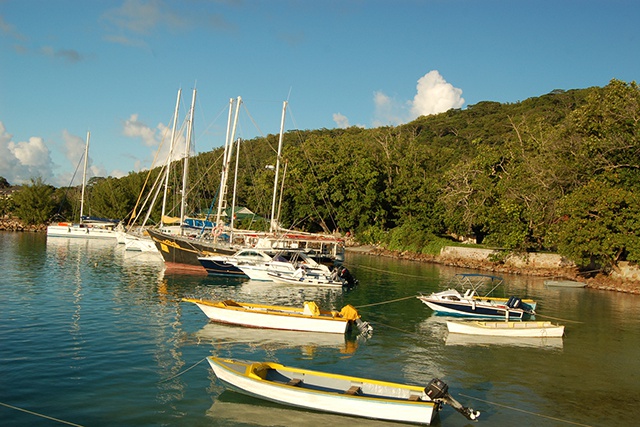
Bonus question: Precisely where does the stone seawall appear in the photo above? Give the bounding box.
[352,244,640,294]
[0,218,46,232]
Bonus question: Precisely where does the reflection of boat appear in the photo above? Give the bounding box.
[446,320,564,338]
[194,323,358,354]
[182,298,371,335]
[418,273,536,319]
[544,280,587,288]
[445,332,564,349]
[207,391,409,427]
[207,357,479,425]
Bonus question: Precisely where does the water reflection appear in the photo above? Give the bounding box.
[444,333,564,349]
[208,391,410,427]
[192,323,361,357]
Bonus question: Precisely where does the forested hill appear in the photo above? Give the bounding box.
[9,79,640,271]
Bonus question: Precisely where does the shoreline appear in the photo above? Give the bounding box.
[346,244,640,295]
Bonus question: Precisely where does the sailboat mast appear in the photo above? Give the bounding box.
[180,88,196,231]
[270,101,287,233]
[229,137,241,243]
[215,96,241,231]
[160,89,181,228]
[79,131,90,223]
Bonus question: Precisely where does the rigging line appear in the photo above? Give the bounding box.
[0,401,85,427]
[158,357,207,384]
[458,393,593,427]
[354,295,417,308]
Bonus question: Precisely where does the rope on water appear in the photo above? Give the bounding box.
[0,401,85,427]
[532,313,583,324]
[354,295,416,309]
[345,263,428,279]
[158,357,207,384]
[458,393,593,427]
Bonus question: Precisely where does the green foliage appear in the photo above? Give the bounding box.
[0,176,10,189]
[12,177,56,225]
[548,179,640,268]
[12,79,640,270]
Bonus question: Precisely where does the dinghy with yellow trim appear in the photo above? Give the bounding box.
[207,357,479,425]
[447,320,564,338]
[182,298,372,335]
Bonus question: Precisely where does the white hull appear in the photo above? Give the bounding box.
[122,233,159,252]
[47,224,118,240]
[446,320,564,338]
[208,358,439,425]
[186,300,349,334]
[544,280,587,288]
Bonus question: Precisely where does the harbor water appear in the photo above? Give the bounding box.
[1,231,639,427]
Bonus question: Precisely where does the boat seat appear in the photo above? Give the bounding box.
[408,394,421,401]
[345,385,362,395]
[287,378,303,387]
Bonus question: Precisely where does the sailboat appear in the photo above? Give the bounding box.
[147,100,345,273]
[118,88,188,252]
[146,95,241,271]
[46,132,119,239]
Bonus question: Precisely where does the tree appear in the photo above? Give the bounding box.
[12,177,56,225]
[0,176,10,189]
[548,179,640,269]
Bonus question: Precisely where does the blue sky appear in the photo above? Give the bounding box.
[1,0,638,187]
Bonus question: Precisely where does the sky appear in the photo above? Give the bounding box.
[1,0,639,187]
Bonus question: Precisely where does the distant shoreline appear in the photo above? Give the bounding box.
[346,244,640,295]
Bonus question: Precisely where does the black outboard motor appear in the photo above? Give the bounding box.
[506,296,522,309]
[425,378,480,421]
[338,267,358,287]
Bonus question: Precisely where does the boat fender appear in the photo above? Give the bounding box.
[425,378,480,421]
[339,304,361,321]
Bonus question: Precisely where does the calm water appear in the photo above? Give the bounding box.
[1,232,639,427]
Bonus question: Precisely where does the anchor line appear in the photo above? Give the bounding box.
[0,401,85,427]
[458,393,593,427]
[158,357,207,383]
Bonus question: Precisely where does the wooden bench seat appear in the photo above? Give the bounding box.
[345,385,362,395]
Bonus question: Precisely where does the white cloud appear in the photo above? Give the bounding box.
[371,70,465,127]
[410,70,465,117]
[333,113,350,129]
[0,121,54,185]
[122,113,186,169]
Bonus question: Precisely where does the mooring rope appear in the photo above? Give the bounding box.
[354,295,416,308]
[158,357,207,383]
[458,393,593,427]
[0,401,85,427]
[532,313,583,323]
[345,263,429,279]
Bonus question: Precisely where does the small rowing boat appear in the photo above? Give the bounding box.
[544,280,587,288]
[446,320,564,338]
[182,298,372,335]
[207,357,479,425]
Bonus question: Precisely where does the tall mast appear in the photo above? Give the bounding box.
[215,96,241,232]
[270,101,287,233]
[180,88,196,233]
[79,131,90,223]
[229,137,241,243]
[160,89,181,227]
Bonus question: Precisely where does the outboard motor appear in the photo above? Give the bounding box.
[338,267,358,287]
[425,378,480,421]
[506,296,522,309]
